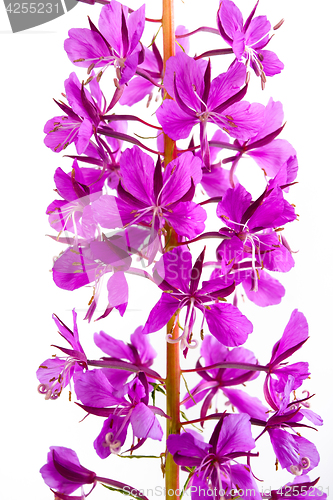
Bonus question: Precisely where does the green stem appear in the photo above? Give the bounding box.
[162,1,180,499]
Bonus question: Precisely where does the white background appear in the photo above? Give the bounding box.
[1,0,333,499]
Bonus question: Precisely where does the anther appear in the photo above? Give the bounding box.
[273,19,284,30]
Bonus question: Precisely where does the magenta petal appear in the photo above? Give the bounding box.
[76,118,93,155]
[120,146,155,205]
[167,431,210,457]
[201,334,229,369]
[300,409,323,427]
[162,152,203,204]
[214,101,264,141]
[156,99,197,140]
[260,49,284,76]
[154,246,192,292]
[120,76,154,106]
[142,295,179,334]
[130,326,157,364]
[268,428,300,469]
[232,31,246,60]
[119,51,140,85]
[94,331,133,360]
[106,272,128,316]
[217,184,252,229]
[229,463,261,500]
[127,4,145,53]
[205,303,253,347]
[222,388,268,421]
[163,52,207,106]
[64,28,110,68]
[248,139,296,177]
[74,369,122,407]
[65,72,92,119]
[94,414,128,458]
[44,115,79,153]
[246,16,271,47]
[242,270,285,307]
[91,194,134,229]
[216,413,255,455]
[290,435,319,473]
[166,202,207,239]
[99,1,123,56]
[131,403,163,440]
[220,0,244,39]
[272,309,308,364]
[208,62,246,110]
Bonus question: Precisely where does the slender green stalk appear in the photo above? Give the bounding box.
[162,2,180,499]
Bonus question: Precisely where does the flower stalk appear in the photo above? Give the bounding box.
[162,1,180,498]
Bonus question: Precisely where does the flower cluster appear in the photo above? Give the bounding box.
[37,1,324,499]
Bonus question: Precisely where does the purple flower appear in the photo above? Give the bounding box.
[75,371,164,449]
[217,0,284,87]
[224,99,297,184]
[40,446,96,496]
[92,146,207,263]
[142,246,253,349]
[93,325,157,389]
[52,227,150,321]
[183,334,268,421]
[46,160,108,243]
[264,309,310,409]
[263,376,321,477]
[37,310,87,400]
[156,52,264,168]
[44,73,104,155]
[167,414,260,500]
[64,1,145,85]
[216,182,296,290]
